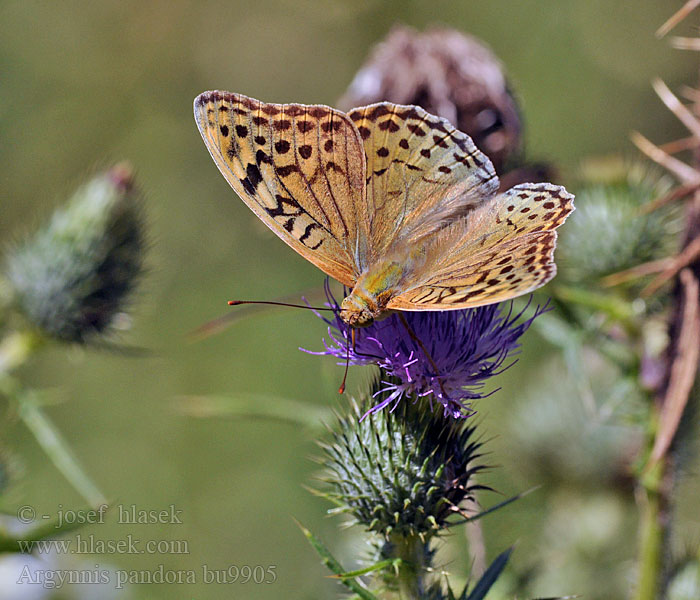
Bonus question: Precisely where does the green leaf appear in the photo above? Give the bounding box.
[295,519,379,600]
[330,558,402,579]
[447,488,538,528]
[175,393,332,428]
[0,515,89,553]
[552,285,635,322]
[461,547,512,600]
[17,389,106,507]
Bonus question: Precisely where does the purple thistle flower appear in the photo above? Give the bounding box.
[303,281,547,419]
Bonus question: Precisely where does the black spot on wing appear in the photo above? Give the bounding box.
[240,162,262,195]
[299,223,323,249]
[256,150,272,165]
[265,195,303,218]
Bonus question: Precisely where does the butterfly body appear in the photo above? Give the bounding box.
[340,258,403,326]
[194,91,574,323]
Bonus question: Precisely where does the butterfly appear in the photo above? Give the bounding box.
[194,91,574,327]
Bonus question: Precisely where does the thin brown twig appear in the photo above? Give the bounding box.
[640,181,700,214]
[631,131,700,184]
[635,8,700,599]
[670,36,700,51]
[681,85,700,103]
[641,235,700,296]
[658,135,700,154]
[600,258,675,287]
[656,0,700,38]
[653,78,700,138]
[648,269,700,465]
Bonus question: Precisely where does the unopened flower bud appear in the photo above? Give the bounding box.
[6,165,145,343]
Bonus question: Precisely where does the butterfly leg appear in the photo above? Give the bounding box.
[397,313,449,400]
[350,328,386,361]
[338,329,353,394]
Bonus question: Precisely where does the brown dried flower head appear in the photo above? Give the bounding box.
[339,25,522,174]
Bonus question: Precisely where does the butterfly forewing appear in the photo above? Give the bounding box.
[194,91,365,286]
[194,91,574,318]
[388,183,574,310]
[347,102,498,260]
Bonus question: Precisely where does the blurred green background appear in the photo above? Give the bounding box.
[1,1,698,599]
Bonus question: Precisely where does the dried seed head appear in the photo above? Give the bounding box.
[339,25,522,173]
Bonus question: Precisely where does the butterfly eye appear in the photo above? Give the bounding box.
[339,294,375,328]
[357,313,375,328]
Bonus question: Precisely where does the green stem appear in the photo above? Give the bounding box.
[17,390,107,508]
[390,534,429,600]
[0,326,106,506]
[634,458,666,600]
[0,328,105,510]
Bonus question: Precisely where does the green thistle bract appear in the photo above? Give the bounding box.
[5,165,145,343]
[318,389,486,539]
[558,163,678,284]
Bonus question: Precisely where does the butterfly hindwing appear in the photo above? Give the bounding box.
[467,182,574,249]
[347,102,498,262]
[388,183,574,309]
[388,232,558,309]
[194,91,364,286]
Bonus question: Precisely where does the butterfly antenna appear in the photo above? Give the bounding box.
[338,328,353,394]
[397,313,448,399]
[228,300,334,311]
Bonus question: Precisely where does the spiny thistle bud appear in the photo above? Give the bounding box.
[338,25,522,174]
[558,161,679,285]
[317,392,486,539]
[5,165,145,343]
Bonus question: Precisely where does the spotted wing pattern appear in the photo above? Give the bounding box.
[195,91,573,312]
[347,102,498,263]
[388,183,574,309]
[194,91,366,286]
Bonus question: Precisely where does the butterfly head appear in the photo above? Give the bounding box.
[339,294,377,328]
